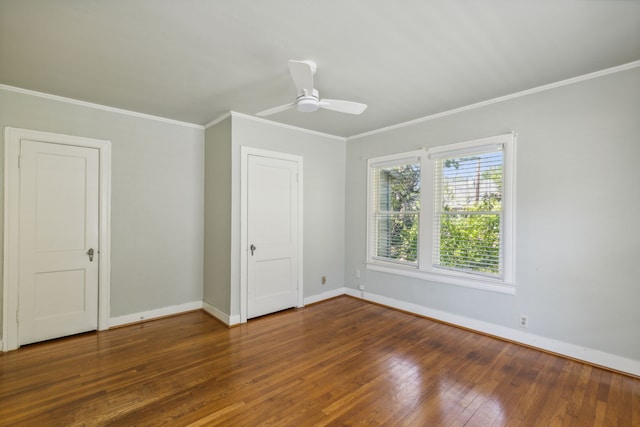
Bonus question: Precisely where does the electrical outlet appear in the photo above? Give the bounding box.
[321,275,326,285]
[519,314,528,328]
[358,284,365,291]
[355,269,361,278]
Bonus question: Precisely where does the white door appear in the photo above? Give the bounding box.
[247,154,300,318]
[18,140,100,345]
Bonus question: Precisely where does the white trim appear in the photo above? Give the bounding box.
[0,84,203,129]
[428,142,503,159]
[502,133,516,284]
[3,127,112,351]
[202,302,230,325]
[229,314,241,325]
[240,149,248,324]
[202,302,241,326]
[344,288,640,377]
[240,146,304,323]
[231,111,345,141]
[369,149,424,168]
[347,60,640,141]
[304,287,348,306]
[204,112,232,129]
[2,131,19,351]
[366,263,516,295]
[3,60,637,139]
[108,301,202,328]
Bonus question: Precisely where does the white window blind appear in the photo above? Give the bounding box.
[433,145,504,277]
[370,157,421,265]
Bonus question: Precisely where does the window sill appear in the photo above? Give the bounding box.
[366,262,516,295]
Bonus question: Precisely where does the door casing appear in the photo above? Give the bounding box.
[240,146,303,323]
[3,127,112,351]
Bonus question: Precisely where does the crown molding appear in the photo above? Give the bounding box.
[4,59,638,138]
[0,84,204,130]
[229,111,346,141]
[347,60,640,141]
[204,112,232,129]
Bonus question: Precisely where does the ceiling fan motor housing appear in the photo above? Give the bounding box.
[296,89,320,112]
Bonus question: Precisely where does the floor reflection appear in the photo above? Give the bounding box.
[383,352,506,425]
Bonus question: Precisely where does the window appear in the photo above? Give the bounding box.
[368,151,423,266]
[366,134,515,293]
[368,150,426,267]
[432,146,503,277]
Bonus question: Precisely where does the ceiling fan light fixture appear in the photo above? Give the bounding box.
[297,97,320,112]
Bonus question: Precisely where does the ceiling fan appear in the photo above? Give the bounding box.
[256,60,367,117]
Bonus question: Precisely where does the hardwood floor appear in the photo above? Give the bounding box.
[1,296,638,426]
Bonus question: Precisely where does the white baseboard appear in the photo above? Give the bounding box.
[304,287,348,305]
[202,301,240,326]
[344,288,640,377]
[108,300,203,328]
[202,289,347,327]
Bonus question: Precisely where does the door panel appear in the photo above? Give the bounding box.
[35,153,89,251]
[19,140,100,345]
[35,269,86,318]
[247,154,299,319]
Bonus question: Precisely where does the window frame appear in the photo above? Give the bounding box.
[366,149,425,268]
[366,134,516,295]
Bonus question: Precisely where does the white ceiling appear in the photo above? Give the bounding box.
[1,1,639,137]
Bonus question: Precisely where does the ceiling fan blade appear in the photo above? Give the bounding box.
[319,99,368,115]
[256,102,296,117]
[288,60,315,95]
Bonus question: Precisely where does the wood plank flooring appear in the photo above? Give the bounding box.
[0,296,638,426]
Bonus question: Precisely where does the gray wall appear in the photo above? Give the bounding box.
[3,66,638,368]
[203,117,232,313]
[345,68,640,361]
[229,115,346,318]
[0,88,205,339]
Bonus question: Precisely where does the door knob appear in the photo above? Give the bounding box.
[250,244,256,256]
[87,248,95,262]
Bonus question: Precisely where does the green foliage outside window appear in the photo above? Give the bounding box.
[375,164,420,263]
[438,157,503,275]
[373,152,503,275]
[439,203,501,274]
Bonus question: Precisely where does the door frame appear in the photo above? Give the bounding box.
[240,146,303,323]
[3,127,111,351]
